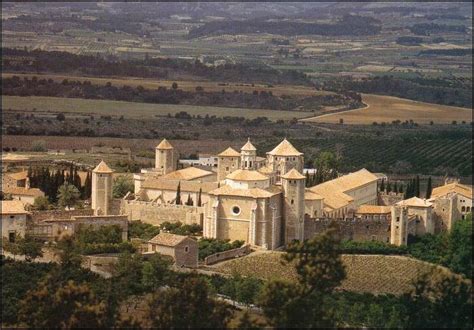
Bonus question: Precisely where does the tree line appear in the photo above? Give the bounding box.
[2,48,310,86]
[2,76,357,112]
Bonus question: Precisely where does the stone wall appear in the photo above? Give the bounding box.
[30,209,94,223]
[378,192,404,206]
[304,216,391,243]
[121,200,204,226]
[204,244,251,265]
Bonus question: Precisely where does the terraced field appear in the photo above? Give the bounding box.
[2,96,310,121]
[302,94,472,124]
[214,252,451,295]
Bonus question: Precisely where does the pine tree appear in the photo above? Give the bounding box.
[379,179,385,192]
[426,176,432,199]
[175,182,181,205]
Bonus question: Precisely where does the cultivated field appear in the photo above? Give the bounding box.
[2,73,332,97]
[2,96,310,121]
[214,252,449,295]
[301,94,473,125]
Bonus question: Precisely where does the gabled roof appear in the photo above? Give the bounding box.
[241,138,256,151]
[267,139,302,156]
[305,190,324,200]
[209,184,281,198]
[218,147,241,157]
[2,186,44,198]
[156,138,174,150]
[309,169,378,211]
[1,200,29,214]
[93,161,114,173]
[160,167,214,181]
[148,233,192,247]
[431,182,473,200]
[141,179,218,193]
[281,168,305,180]
[226,169,268,181]
[397,197,433,208]
[356,205,392,214]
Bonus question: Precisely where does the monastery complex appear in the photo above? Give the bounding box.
[2,138,472,251]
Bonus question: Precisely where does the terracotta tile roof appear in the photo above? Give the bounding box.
[305,190,324,200]
[356,205,392,214]
[141,178,218,193]
[156,138,174,150]
[431,182,473,200]
[8,171,28,181]
[209,184,281,198]
[148,233,189,247]
[281,168,305,180]
[218,147,241,157]
[93,161,114,173]
[397,197,433,208]
[267,139,303,156]
[258,165,274,174]
[2,186,45,197]
[309,169,377,211]
[160,167,215,181]
[1,200,29,214]
[226,169,269,181]
[241,138,257,151]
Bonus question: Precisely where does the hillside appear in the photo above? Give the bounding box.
[213,252,453,295]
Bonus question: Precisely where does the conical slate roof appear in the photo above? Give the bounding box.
[93,160,114,173]
[218,147,241,157]
[156,138,174,150]
[241,138,256,151]
[268,138,302,156]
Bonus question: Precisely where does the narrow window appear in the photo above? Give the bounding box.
[185,246,189,253]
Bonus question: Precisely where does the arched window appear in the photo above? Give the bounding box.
[462,206,466,212]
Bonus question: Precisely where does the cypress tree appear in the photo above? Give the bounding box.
[68,164,74,184]
[393,181,398,193]
[175,182,181,205]
[399,184,404,194]
[380,179,385,192]
[415,175,420,197]
[387,181,392,193]
[305,172,310,187]
[426,176,432,199]
[197,188,202,207]
[185,194,193,206]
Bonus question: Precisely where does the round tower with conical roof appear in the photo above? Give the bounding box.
[155,138,176,175]
[281,168,306,243]
[240,138,257,170]
[92,160,114,215]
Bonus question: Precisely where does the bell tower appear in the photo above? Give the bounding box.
[155,138,176,175]
[281,168,306,244]
[240,138,257,170]
[92,160,114,216]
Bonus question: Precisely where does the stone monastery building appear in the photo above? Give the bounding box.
[122,138,386,249]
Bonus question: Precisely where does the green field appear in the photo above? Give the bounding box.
[2,96,310,121]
